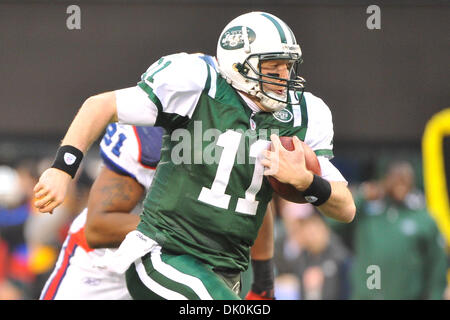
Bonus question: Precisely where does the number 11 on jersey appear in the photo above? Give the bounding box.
[198,130,270,216]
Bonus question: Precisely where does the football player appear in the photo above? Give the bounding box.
[40,124,163,299]
[34,12,355,299]
[39,122,275,299]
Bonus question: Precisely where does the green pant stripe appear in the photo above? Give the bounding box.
[125,248,241,300]
[159,250,240,300]
[136,258,189,299]
[146,253,202,300]
[125,261,165,300]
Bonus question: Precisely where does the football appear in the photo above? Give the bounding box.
[266,136,322,203]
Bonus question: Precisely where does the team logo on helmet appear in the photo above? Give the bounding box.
[272,109,293,123]
[220,26,256,50]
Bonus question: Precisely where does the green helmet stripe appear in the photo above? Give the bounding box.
[286,25,296,44]
[261,13,287,44]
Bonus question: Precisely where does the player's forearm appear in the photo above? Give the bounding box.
[84,166,145,248]
[61,92,118,152]
[251,203,274,260]
[85,213,140,248]
[33,94,117,214]
[317,181,356,223]
[247,202,275,300]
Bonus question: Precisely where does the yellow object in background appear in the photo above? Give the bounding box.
[422,108,450,247]
[28,245,58,275]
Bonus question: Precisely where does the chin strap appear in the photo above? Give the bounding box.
[256,92,287,112]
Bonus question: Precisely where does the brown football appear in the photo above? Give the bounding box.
[267,136,322,203]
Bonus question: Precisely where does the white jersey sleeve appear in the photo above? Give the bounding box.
[99,123,163,190]
[302,92,347,183]
[303,92,335,159]
[115,53,210,127]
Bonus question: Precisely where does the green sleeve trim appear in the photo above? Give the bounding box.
[138,81,163,113]
[203,62,211,94]
[138,80,191,131]
[314,149,334,158]
[298,93,308,141]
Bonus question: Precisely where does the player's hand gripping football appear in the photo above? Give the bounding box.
[33,168,72,213]
[262,134,314,192]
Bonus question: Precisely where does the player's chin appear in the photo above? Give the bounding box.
[266,87,286,96]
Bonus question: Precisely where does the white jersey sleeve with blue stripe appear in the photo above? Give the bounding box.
[99,123,164,190]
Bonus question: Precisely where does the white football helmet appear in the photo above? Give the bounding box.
[216,11,305,111]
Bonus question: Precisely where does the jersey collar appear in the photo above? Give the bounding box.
[237,92,261,113]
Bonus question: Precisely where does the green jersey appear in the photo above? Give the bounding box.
[115,53,335,272]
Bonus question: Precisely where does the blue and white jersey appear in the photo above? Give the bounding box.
[41,124,165,300]
[99,123,164,190]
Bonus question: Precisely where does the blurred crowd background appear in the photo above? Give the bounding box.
[1,0,449,299]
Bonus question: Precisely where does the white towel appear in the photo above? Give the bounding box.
[92,230,157,274]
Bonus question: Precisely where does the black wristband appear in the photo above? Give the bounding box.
[51,145,84,179]
[303,174,332,206]
[251,258,274,298]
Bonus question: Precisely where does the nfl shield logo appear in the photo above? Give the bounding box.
[64,152,77,165]
[250,118,256,130]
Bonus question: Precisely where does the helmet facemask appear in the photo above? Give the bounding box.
[235,51,305,111]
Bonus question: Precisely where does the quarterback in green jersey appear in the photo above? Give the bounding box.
[34,11,355,299]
